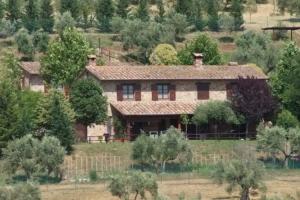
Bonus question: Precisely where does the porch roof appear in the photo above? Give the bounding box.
[21,62,41,75]
[111,101,200,116]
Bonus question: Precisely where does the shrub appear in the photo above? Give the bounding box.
[192,101,239,133]
[111,17,125,33]
[0,183,41,200]
[33,29,49,53]
[276,110,299,129]
[14,28,34,60]
[0,19,16,38]
[149,44,179,65]
[89,170,98,182]
[54,12,75,35]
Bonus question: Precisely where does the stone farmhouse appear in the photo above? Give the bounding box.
[21,54,268,142]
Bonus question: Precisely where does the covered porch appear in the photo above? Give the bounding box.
[110,101,253,141]
[111,101,199,140]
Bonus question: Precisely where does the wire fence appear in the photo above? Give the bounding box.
[62,152,236,180]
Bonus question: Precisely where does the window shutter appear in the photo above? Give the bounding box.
[226,83,237,99]
[151,84,158,101]
[117,84,123,101]
[169,84,176,101]
[226,83,233,99]
[134,84,141,101]
[197,83,210,100]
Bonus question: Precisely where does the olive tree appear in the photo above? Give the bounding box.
[152,127,192,173]
[213,158,265,200]
[3,135,65,179]
[35,136,65,177]
[108,172,158,200]
[131,134,154,171]
[3,135,39,179]
[257,126,300,168]
[132,127,192,173]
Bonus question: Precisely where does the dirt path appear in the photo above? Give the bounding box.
[41,175,300,200]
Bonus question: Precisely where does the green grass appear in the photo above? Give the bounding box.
[73,140,256,157]
[73,142,132,157]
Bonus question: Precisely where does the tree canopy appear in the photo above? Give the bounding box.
[70,79,108,126]
[257,125,300,168]
[41,28,90,86]
[35,90,75,152]
[149,44,179,65]
[178,34,222,65]
[192,101,239,133]
[270,42,300,119]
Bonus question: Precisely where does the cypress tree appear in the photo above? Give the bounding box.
[116,0,129,18]
[47,93,74,153]
[96,0,114,32]
[193,0,205,31]
[24,0,39,32]
[230,0,244,30]
[156,0,165,22]
[40,0,54,33]
[207,0,219,31]
[35,90,75,153]
[0,0,5,19]
[60,0,80,20]
[136,0,149,21]
[0,81,19,149]
[7,0,21,22]
[175,0,193,19]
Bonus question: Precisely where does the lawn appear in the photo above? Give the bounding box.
[73,140,256,157]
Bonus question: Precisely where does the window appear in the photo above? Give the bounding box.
[157,84,169,100]
[197,83,210,100]
[122,84,134,100]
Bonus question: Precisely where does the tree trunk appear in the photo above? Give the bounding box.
[284,156,289,169]
[134,191,139,200]
[162,161,166,172]
[245,122,249,139]
[240,188,250,200]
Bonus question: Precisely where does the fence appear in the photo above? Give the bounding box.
[63,154,132,179]
[62,152,235,180]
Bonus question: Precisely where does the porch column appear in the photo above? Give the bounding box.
[126,120,132,141]
[177,118,181,131]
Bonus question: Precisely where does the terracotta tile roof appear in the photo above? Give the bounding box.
[86,64,268,81]
[111,101,200,116]
[21,62,41,74]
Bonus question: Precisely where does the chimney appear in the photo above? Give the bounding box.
[193,53,204,69]
[87,55,97,67]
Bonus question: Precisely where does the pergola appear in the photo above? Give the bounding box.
[262,26,300,40]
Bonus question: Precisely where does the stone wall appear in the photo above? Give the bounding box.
[29,75,44,92]
[99,80,229,113]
